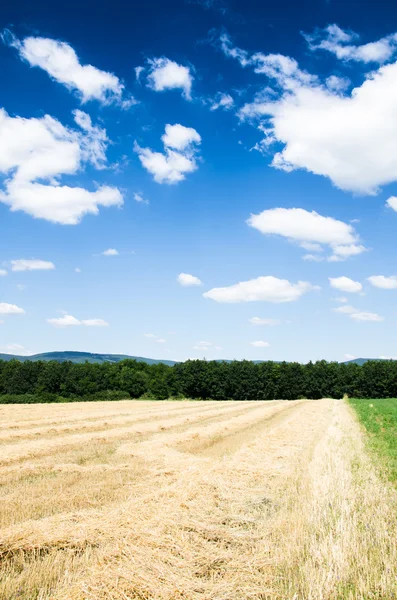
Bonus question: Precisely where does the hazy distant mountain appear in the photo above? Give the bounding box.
[0,351,177,366]
[0,353,391,367]
[343,358,393,366]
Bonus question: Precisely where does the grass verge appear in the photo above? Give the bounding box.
[349,398,397,486]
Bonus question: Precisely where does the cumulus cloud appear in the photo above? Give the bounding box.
[250,340,270,347]
[11,259,55,272]
[334,304,384,321]
[102,248,119,256]
[146,57,193,99]
[0,269,7,276]
[203,276,318,303]
[305,24,397,64]
[81,318,109,327]
[0,108,122,224]
[231,29,397,194]
[6,32,134,106]
[249,317,281,325]
[350,311,384,322]
[161,124,201,151]
[177,272,202,286]
[47,314,109,327]
[247,207,365,261]
[329,276,362,293]
[135,124,201,184]
[0,303,25,315]
[344,353,356,361]
[367,275,397,289]
[333,305,357,314]
[386,196,397,211]
[47,315,81,327]
[210,93,234,111]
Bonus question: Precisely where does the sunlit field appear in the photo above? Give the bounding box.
[1,399,397,599]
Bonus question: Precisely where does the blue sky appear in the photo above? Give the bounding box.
[1,0,397,362]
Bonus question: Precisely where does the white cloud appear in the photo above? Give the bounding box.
[328,244,367,261]
[194,341,213,349]
[334,296,348,303]
[303,254,324,262]
[249,317,281,325]
[344,353,356,361]
[135,146,198,184]
[193,341,222,352]
[147,57,193,99]
[135,66,144,82]
[144,333,157,338]
[305,24,397,64]
[47,314,81,327]
[133,192,149,204]
[73,110,109,168]
[210,93,234,111]
[156,338,167,344]
[177,272,202,286]
[367,275,397,289]
[219,33,250,67]
[161,124,201,151]
[3,181,122,225]
[247,207,364,261]
[135,124,201,184]
[350,311,384,322]
[329,276,362,293]
[0,303,25,315]
[333,304,384,322]
[250,340,270,348]
[7,32,133,106]
[102,248,119,256]
[326,75,350,92]
[47,314,109,327]
[386,196,397,211]
[333,305,357,314]
[0,269,7,276]
[11,259,55,272]
[16,284,26,290]
[236,34,397,194]
[0,108,122,224]
[203,275,318,303]
[81,318,109,327]
[75,268,81,273]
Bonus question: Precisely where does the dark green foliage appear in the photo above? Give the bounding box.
[1,358,397,403]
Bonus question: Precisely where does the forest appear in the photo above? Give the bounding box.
[0,358,397,402]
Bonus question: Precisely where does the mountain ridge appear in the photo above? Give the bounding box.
[0,352,391,366]
[0,351,177,366]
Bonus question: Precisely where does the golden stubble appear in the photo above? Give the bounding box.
[0,398,396,599]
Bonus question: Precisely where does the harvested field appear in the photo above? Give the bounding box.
[1,399,397,599]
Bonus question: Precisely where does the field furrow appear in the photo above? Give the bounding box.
[0,399,396,599]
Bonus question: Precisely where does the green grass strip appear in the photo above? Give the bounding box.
[349,398,397,486]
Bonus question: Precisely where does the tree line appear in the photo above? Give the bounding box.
[0,358,397,402]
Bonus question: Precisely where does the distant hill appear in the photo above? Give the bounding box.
[343,358,395,366]
[0,351,177,367]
